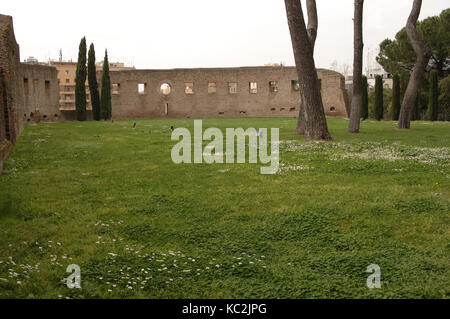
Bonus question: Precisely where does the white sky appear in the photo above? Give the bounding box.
[0,0,448,71]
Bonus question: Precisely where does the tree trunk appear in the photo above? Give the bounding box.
[286,0,331,141]
[296,0,318,135]
[296,104,306,134]
[397,0,432,129]
[348,0,364,133]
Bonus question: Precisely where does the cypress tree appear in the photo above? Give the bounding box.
[88,43,101,121]
[392,74,401,121]
[374,75,384,120]
[361,75,369,120]
[75,37,87,121]
[100,50,112,120]
[427,70,439,121]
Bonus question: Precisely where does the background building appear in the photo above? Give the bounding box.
[365,47,393,90]
[366,63,393,90]
[46,61,134,110]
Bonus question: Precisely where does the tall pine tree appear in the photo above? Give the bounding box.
[392,74,401,121]
[361,76,369,120]
[427,70,439,121]
[100,50,112,120]
[88,43,101,121]
[374,75,384,120]
[75,37,87,121]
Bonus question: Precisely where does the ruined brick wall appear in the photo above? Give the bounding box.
[0,14,60,173]
[98,66,349,120]
[0,14,24,173]
[21,63,60,123]
[319,69,351,117]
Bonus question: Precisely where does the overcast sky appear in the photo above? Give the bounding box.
[1,0,448,71]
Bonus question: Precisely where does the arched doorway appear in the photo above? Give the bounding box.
[160,83,172,116]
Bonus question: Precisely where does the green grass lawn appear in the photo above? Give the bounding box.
[0,118,449,299]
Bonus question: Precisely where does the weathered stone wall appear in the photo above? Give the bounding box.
[0,14,60,173]
[99,66,349,120]
[0,14,24,173]
[319,69,351,117]
[21,63,60,123]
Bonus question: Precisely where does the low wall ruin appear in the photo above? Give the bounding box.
[102,67,349,120]
[21,63,60,124]
[0,14,24,173]
[0,14,59,174]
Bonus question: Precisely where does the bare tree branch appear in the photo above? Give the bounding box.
[306,0,318,50]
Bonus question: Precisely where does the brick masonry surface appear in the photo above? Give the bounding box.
[100,67,349,120]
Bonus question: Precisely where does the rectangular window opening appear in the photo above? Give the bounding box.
[45,80,51,94]
[138,83,147,95]
[185,83,194,94]
[228,82,237,94]
[249,82,257,94]
[24,78,29,94]
[291,80,300,92]
[269,81,278,93]
[208,82,217,94]
[112,83,120,95]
